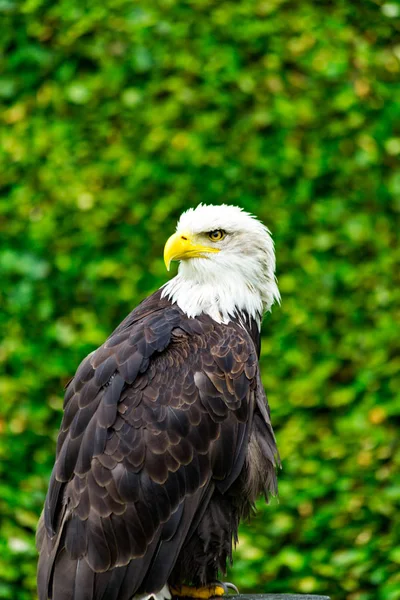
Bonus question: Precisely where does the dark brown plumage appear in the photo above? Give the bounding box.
[37,289,279,600]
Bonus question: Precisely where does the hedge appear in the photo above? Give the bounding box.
[1,1,399,599]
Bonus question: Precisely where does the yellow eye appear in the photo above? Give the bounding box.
[208,229,225,242]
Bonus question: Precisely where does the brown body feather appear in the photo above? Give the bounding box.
[37,290,278,600]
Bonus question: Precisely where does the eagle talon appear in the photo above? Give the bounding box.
[220,582,240,595]
[170,582,239,599]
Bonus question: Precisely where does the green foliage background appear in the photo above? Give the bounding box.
[1,1,399,599]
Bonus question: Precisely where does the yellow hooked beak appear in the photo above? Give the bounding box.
[164,231,220,271]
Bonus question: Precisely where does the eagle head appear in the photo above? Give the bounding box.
[162,204,280,326]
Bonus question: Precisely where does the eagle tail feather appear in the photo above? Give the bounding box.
[133,584,172,600]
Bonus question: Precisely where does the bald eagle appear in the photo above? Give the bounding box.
[37,204,280,600]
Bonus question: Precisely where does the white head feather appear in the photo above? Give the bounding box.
[161,204,280,327]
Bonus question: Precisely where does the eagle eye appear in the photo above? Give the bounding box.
[207,229,225,242]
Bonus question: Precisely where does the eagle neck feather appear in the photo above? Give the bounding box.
[161,270,275,329]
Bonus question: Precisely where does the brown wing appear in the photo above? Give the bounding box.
[37,292,266,600]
